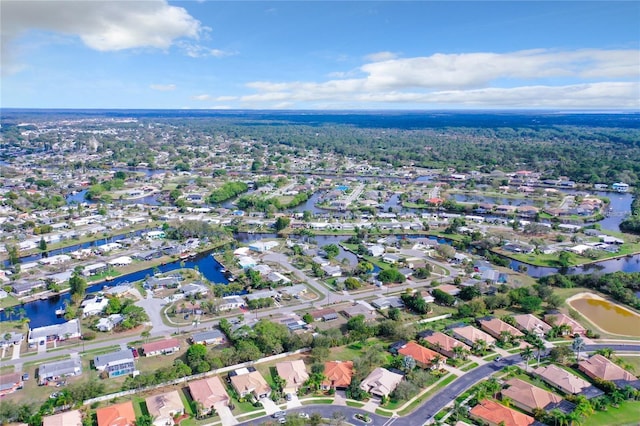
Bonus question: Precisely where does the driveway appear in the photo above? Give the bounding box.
[286,393,302,409]
[259,397,279,415]
[216,404,238,426]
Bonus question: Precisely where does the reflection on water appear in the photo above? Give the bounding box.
[568,295,640,337]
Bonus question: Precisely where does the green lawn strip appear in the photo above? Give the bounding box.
[460,362,479,372]
[24,354,70,367]
[618,356,640,373]
[231,399,261,415]
[346,400,365,408]
[81,345,121,357]
[483,354,500,361]
[302,398,334,405]
[397,374,457,416]
[238,411,267,421]
[583,400,640,426]
[132,395,149,417]
[375,408,393,417]
[507,347,523,354]
[180,388,195,416]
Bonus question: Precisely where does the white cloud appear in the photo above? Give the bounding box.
[192,94,212,101]
[364,51,399,62]
[2,1,202,51]
[178,42,237,58]
[150,84,176,91]
[238,48,640,108]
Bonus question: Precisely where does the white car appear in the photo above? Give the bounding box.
[298,413,310,419]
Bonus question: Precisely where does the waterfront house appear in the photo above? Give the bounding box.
[142,338,180,357]
[96,401,136,426]
[544,313,586,336]
[276,360,309,394]
[187,376,230,416]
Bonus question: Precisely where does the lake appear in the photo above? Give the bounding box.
[568,294,640,337]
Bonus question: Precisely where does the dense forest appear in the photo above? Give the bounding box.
[2,110,640,184]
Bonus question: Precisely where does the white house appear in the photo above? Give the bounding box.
[612,182,629,192]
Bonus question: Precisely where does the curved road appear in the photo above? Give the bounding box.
[239,343,640,426]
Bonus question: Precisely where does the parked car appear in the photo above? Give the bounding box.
[298,413,310,419]
[272,411,286,419]
[22,373,29,381]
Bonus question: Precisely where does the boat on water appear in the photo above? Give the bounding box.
[55,307,65,317]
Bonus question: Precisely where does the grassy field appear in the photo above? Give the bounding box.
[583,400,640,426]
[618,356,640,374]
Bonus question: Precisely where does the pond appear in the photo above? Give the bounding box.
[568,293,640,337]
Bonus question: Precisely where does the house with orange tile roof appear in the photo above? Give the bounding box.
[469,399,536,426]
[397,341,443,369]
[276,360,309,394]
[544,313,586,336]
[322,361,354,390]
[449,325,496,347]
[501,378,567,414]
[477,317,524,341]
[188,376,230,416]
[419,330,470,359]
[96,401,136,426]
[578,354,640,389]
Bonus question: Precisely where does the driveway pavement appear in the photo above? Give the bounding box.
[216,404,238,426]
[286,393,302,409]
[259,397,279,415]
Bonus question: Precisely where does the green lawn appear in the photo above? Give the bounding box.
[346,400,365,407]
[460,362,479,372]
[583,401,640,426]
[302,398,333,405]
[397,374,456,416]
[618,356,640,374]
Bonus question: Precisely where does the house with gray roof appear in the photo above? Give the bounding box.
[39,356,82,384]
[28,319,81,344]
[94,349,135,378]
[191,329,226,346]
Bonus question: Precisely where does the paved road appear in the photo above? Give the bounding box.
[239,343,640,426]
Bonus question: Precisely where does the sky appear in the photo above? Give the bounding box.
[1,1,639,110]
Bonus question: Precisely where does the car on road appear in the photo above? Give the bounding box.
[272,411,286,419]
[494,356,502,362]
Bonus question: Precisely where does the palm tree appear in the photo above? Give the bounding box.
[141,330,151,343]
[473,339,488,355]
[452,345,467,360]
[571,335,585,362]
[534,339,546,366]
[521,347,534,372]
[4,306,14,321]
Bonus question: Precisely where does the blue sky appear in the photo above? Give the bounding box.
[1,1,639,109]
